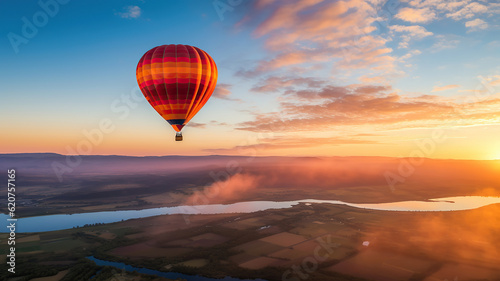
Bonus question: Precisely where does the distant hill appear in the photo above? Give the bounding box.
[1,153,499,217]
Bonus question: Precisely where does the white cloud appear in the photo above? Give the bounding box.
[465,18,488,32]
[447,2,488,20]
[430,34,461,53]
[400,49,422,61]
[117,6,141,19]
[398,0,498,27]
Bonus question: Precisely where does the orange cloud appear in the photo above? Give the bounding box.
[251,76,325,93]
[185,173,260,204]
[237,83,500,132]
[360,75,387,84]
[431,84,460,92]
[395,7,437,23]
[238,0,498,77]
[204,136,380,153]
[490,75,500,86]
[179,157,500,204]
[238,0,396,76]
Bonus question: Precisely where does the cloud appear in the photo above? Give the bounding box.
[181,157,500,205]
[401,0,495,21]
[229,0,500,139]
[395,7,437,23]
[446,2,489,20]
[185,174,260,204]
[390,25,433,48]
[431,84,460,92]
[236,82,500,133]
[399,49,422,61]
[116,6,141,19]
[212,83,240,101]
[395,0,499,34]
[188,122,206,128]
[288,85,350,100]
[251,76,325,93]
[430,34,460,52]
[465,18,488,32]
[204,135,380,154]
[237,0,397,77]
[489,75,500,86]
[486,40,500,49]
[210,120,229,126]
[360,75,387,84]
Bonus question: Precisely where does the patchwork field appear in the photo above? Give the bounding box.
[30,270,69,281]
[111,243,191,259]
[328,250,435,281]
[259,232,307,247]
[3,201,500,281]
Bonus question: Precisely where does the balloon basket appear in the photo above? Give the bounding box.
[175,132,183,141]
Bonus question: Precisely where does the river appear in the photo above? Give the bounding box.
[3,196,500,233]
[87,256,267,281]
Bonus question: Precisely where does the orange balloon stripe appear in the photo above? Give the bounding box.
[185,46,210,118]
[139,50,162,116]
[152,47,173,117]
[185,48,212,122]
[182,45,203,121]
[186,49,217,123]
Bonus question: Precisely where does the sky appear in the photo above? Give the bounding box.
[1,0,499,159]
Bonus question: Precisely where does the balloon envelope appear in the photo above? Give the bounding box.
[136,44,218,132]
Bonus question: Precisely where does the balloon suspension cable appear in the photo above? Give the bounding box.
[175,132,183,141]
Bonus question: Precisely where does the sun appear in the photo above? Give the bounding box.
[493,151,500,160]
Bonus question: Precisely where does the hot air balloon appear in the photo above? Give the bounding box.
[136,44,218,141]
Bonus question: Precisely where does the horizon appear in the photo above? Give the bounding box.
[3,151,500,161]
[1,0,499,160]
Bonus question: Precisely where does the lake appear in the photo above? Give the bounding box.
[3,196,500,233]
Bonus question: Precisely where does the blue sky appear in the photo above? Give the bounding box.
[1,0,500,159]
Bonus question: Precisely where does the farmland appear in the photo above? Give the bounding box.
[2,201,500,281]
[1,154,500,280]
